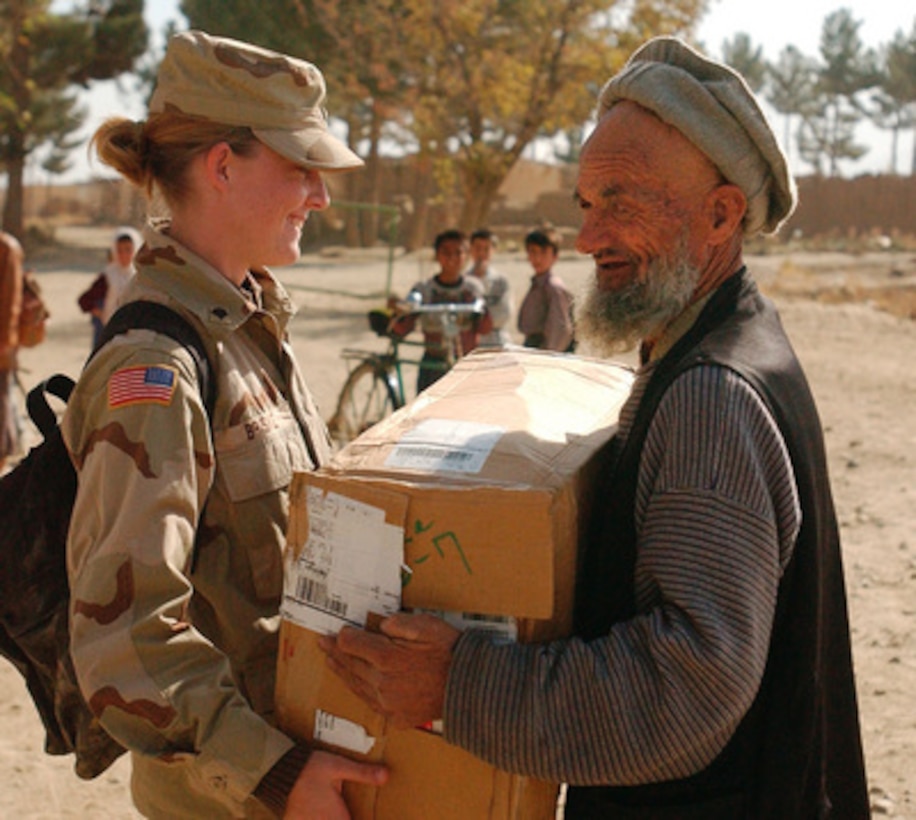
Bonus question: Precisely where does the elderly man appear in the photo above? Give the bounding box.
[322,38,869,818]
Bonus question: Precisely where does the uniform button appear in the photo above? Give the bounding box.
[209,773,228,791]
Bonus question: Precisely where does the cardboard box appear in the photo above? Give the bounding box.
[276,348,633,819]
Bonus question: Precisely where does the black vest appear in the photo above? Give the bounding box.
[567,271,869,819]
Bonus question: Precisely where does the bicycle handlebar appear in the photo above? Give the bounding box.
[392,296,486,317]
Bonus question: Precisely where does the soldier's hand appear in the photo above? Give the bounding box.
[284,750,387,819]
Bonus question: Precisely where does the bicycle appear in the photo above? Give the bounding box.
[327,297,486,447]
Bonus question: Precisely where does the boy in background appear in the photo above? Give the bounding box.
[392,229,492,392]
[517,227,575,352]
[467,228,512,347]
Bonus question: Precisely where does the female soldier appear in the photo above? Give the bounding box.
[63,31,386,818]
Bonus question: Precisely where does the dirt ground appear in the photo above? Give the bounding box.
[2,226,914,818]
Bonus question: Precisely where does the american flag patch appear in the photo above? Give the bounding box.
[108,365,177,409]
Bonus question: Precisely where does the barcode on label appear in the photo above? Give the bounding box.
[403,446,474,462]
[295,575,349,618]
[416,609,518,641]
[462,612,511,624]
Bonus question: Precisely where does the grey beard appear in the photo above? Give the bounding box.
[577,249,701,355]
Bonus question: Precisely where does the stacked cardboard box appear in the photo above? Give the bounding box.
[276,347,633,819]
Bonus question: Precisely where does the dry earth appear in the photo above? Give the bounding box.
[2,226,914,818]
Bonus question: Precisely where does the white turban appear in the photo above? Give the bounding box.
[599,37,796,236]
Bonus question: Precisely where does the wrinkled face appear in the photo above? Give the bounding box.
[577,234,702,354]
[574,102,723,349]
[436,238,469,282]
[228,141,329,269]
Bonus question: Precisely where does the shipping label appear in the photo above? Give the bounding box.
[384,419,504,474]
[282,487,403,634]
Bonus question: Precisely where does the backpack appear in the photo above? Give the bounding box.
[18,271,50,348]
[0,300,214,779]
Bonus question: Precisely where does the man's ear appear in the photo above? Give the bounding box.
[203,142,234,190]
[707,184,747,244]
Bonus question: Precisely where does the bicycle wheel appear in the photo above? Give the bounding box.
[328,361,399,447]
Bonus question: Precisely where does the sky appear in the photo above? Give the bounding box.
[36,0,913,185]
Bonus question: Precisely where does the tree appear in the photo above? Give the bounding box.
[721,32,766,93]
[183,0,710,241]
[766,45,819,164]
[797,8,880,176]
[299,0,416,246]
[0,0,148,238]
[398,0,710,231]
[870,21,916,175]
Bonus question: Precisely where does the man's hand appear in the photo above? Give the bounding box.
[319,613,460,729]
[284,750,387,819]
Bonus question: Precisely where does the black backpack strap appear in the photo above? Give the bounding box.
[96,301,215,417]
[26,374,75,440]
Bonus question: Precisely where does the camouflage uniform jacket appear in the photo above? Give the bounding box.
[63,225,331,817]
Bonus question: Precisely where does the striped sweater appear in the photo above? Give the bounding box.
[444,361,801,785]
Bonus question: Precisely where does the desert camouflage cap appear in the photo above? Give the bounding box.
[149,30,363,172]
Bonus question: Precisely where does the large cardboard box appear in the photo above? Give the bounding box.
[276,348,633,819]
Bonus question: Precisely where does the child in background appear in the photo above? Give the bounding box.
[517,227,576,352]
[391,229,492,392]
[467,228,512,347]
[78,227,140,349]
